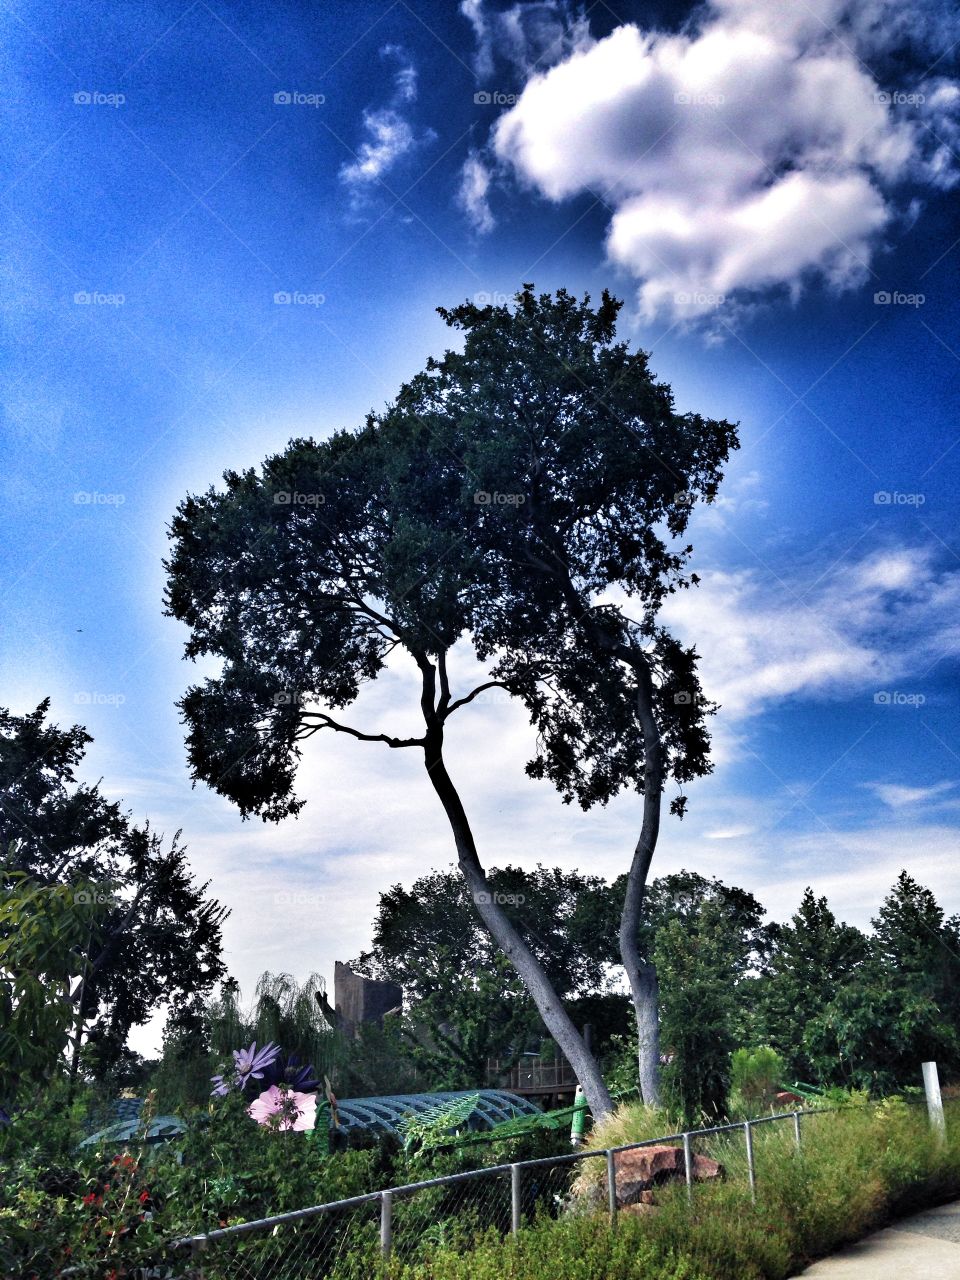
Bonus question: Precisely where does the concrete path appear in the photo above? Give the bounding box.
[800,1200,960,1278]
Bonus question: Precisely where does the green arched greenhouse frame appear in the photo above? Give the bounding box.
[334,1089,541,1137]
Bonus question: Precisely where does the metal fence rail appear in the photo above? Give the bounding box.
[166,1106,826,1278]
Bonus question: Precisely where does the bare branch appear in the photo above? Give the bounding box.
[297,712,424,749]
[444,680,514,717]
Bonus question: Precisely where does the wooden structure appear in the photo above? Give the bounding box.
[486,1054,578,1108]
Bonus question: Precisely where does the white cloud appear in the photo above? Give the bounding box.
[340,46,434,193]
[661,544,960,719]
[486,1,960,321]
[865,780,957,808]
[340,113,419,188]
[379,43,418,104]
[457,149,496,232]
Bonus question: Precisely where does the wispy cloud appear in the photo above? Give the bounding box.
[865,780,957,808]
[457,149,496,232]
[340,45,435,195]
[460,0,590,80]
[661,544,960,720]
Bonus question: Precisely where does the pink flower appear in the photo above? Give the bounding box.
[248,1084,317,1132]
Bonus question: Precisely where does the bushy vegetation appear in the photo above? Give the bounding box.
[373,1099,960,1280]
[0,1073,570,1278]
[352,865,960,1123]
[5,1078,956,1279]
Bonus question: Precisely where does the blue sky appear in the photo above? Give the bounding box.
[2,0,959,1051]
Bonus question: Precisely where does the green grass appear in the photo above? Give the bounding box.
[360,1098,960,1280]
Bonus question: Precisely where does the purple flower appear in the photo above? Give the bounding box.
[210,1040,282,1097]
[210,1073,231,1097]
[282,1056,321,1093]
[234,1040,281,1088]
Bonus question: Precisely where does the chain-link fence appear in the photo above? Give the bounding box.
[158,1107,829,1279]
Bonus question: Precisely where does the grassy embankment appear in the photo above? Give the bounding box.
[370,1097,960,1280]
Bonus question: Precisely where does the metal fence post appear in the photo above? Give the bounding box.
[511,1163,521,1234]
[606,1149,618,1229]
[190,1237,206,1279]
[793,1111,802,1151]
[682,1132,693,1204]
[744,1121,756,1202]
[380,1190,393,1259]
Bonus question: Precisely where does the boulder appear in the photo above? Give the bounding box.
[620,1191,659,1216]
[614,1144,723,1207]
[776,1091,805,1108]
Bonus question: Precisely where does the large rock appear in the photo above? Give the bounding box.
[776,1090,805,1107]
[614,1144,723,1207]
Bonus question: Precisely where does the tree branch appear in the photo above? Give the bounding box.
[444,681,514,717]
[436,650,451,715]
[297,712,424,749]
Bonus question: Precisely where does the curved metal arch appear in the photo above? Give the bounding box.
[333,1089,541,1137]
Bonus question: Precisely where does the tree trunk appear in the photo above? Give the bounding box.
[633,960,661,1107]
[618,648,664,1109]
[423,734,613,1120]
[539,556,667,1106]
[521,551,666,1105]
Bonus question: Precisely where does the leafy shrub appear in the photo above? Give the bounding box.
[728,1046,784,1117]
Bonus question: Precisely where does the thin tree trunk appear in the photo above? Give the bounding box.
[422,731,613,1119]
[617,648,664,1109]
[65,989,89,1104]
[533,552,666,1107]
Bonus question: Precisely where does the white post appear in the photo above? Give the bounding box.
[380,1189,393,1258]
[682,1132,694,1204]
[922,1061,946,1145]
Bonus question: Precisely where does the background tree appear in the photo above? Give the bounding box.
[753,887,867,1079]
[0,864,107,1105]
[380,285,739,1104]
[358,865,771,1108]
[635,870,770,975]
[805,873,960,1091]
[361,865,620,1003]
[0,701,228,1076]
[642,873,767,1123]
[356,865,625,1085]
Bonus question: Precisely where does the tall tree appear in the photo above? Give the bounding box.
[165,286,736,1114]
[379,286,738,1103]
[0,701,227,1073]
[804,873,960,1091]
[755,887,867,1079]
[164,425,615,1114]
